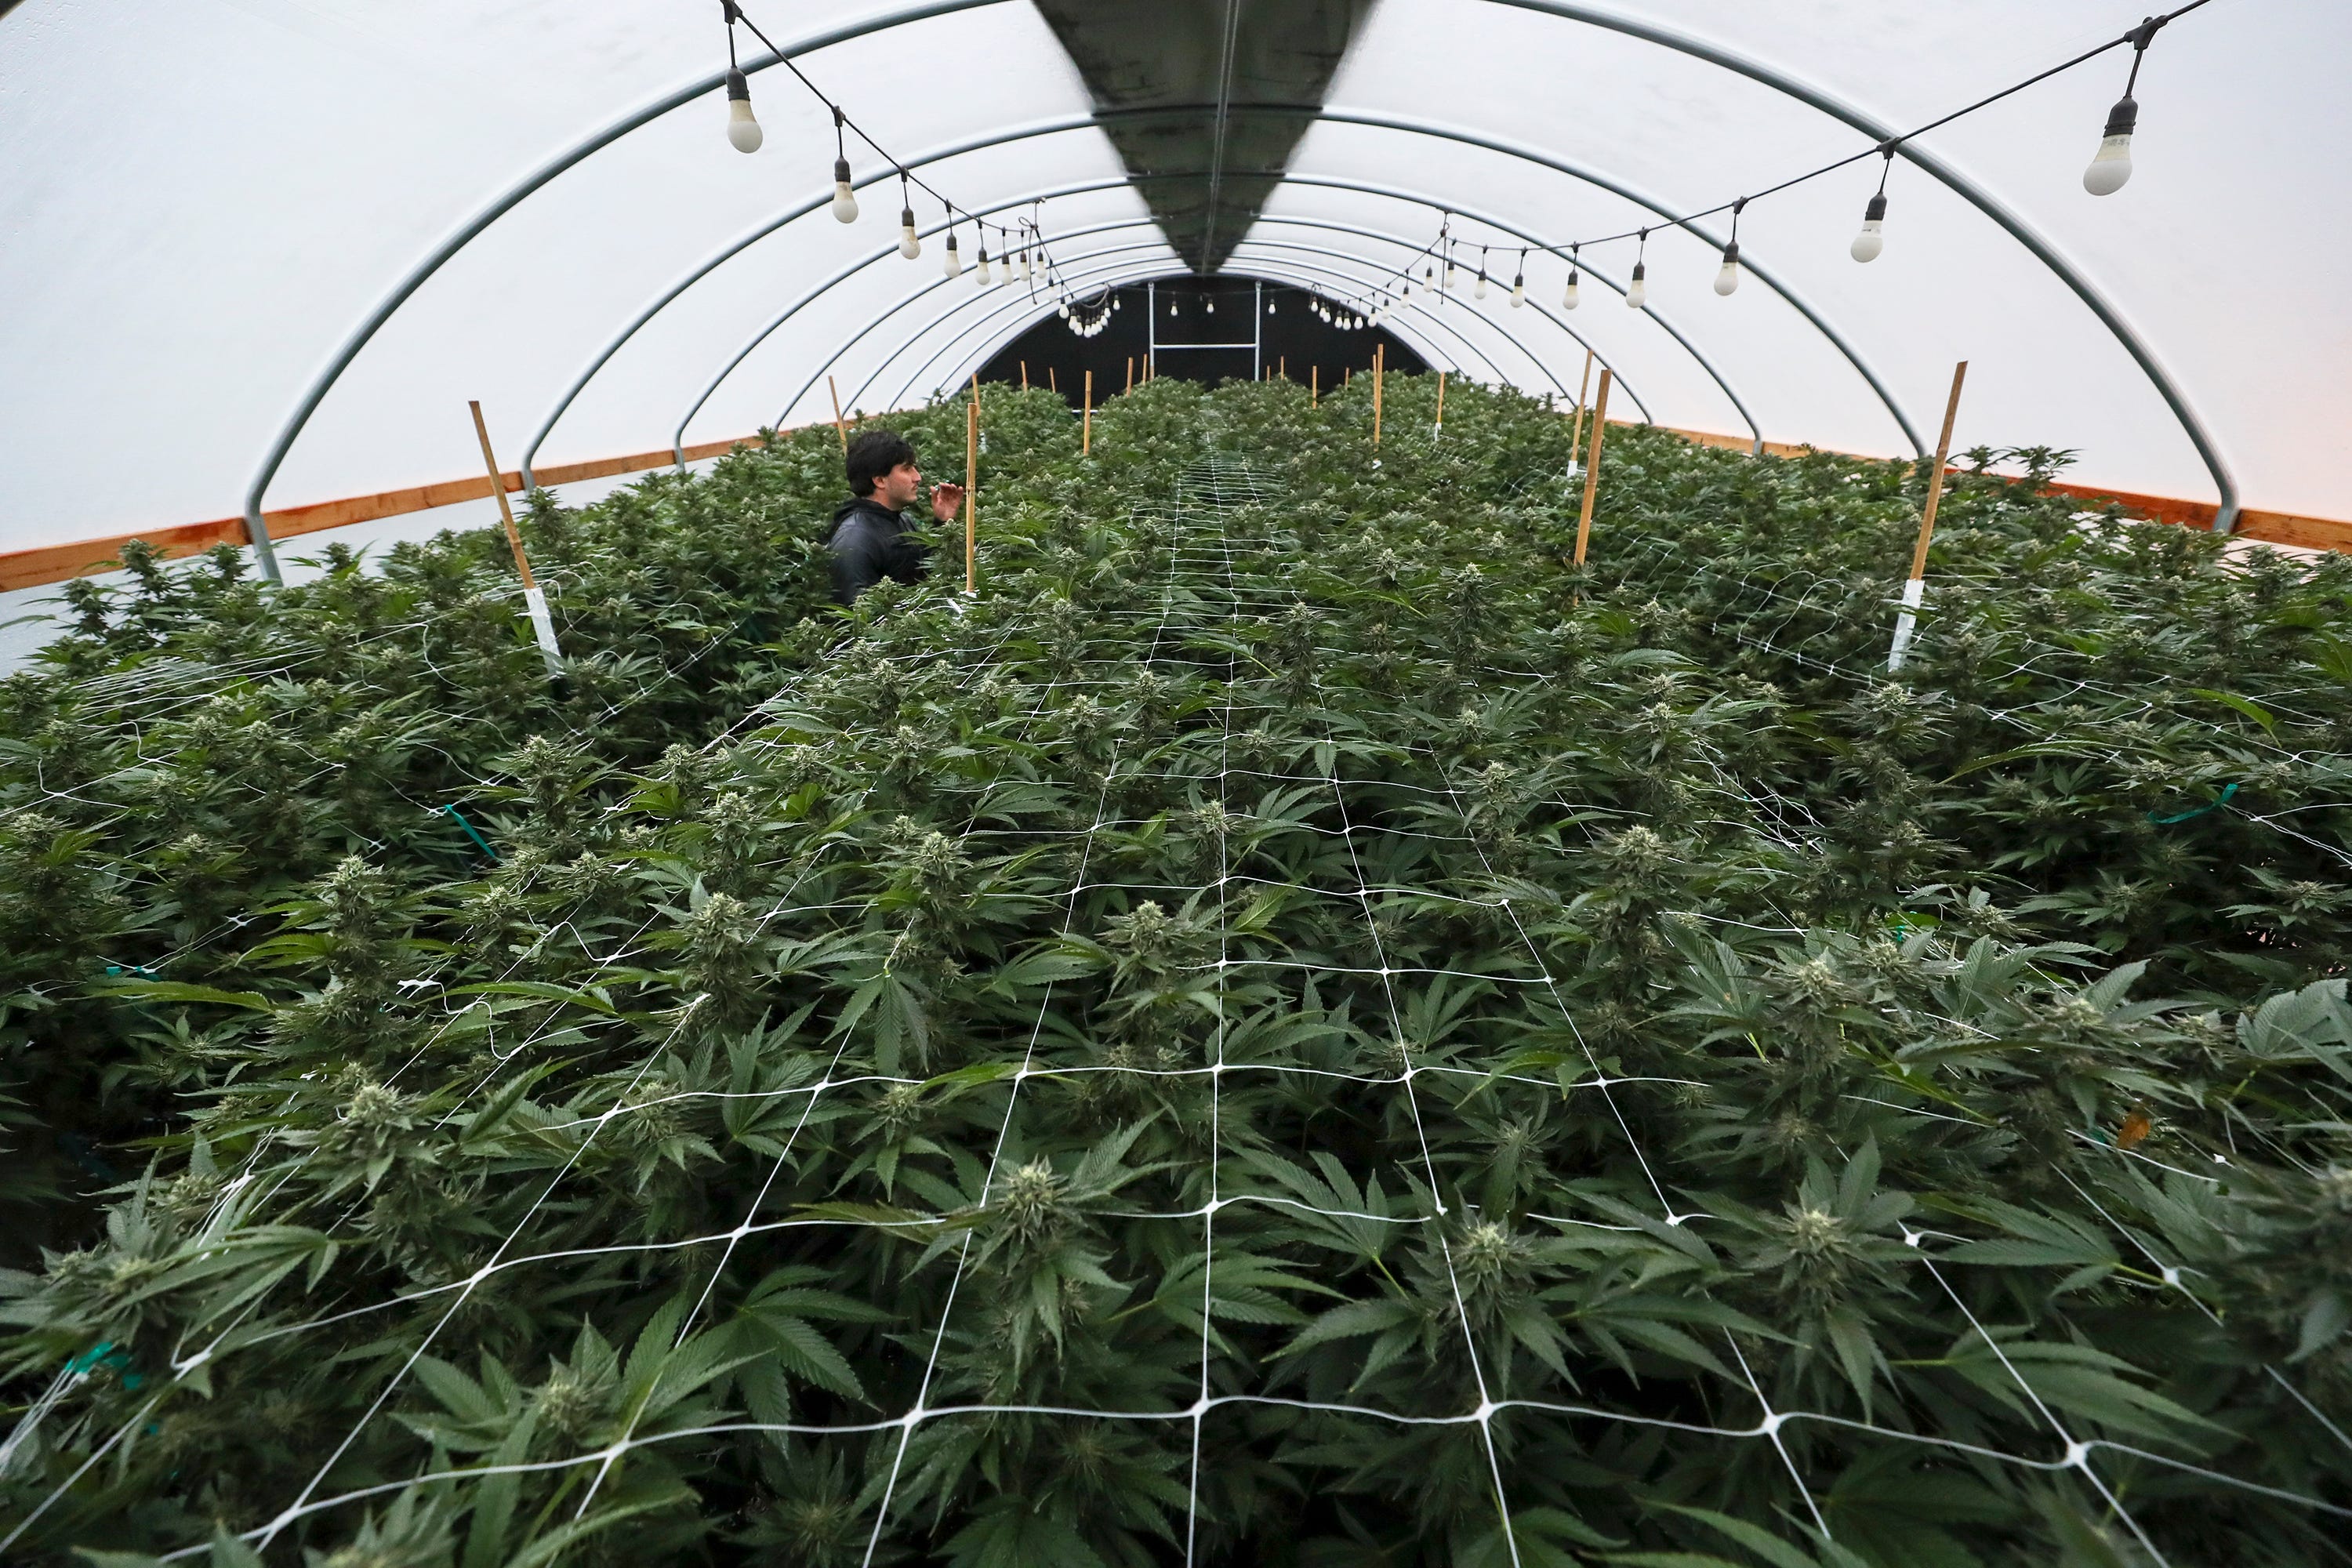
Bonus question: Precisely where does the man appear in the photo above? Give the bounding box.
[828,427,964,606]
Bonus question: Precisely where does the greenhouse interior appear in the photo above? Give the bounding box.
[4,0,2351,1563]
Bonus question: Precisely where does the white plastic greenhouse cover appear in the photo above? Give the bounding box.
[2,0,2346,561]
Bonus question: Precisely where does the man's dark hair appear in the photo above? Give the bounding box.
[845,428,916,497]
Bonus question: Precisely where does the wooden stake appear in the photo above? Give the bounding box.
[1126,356,1134,394]
[467,400,561,677]
[1279,355,1286,381]
[1020,361,1029,390]
[965,390,978,594]
[1572,368,1613,569]
[1048,365,1058,394]
[1311,365,1319,406]
[1889,360,1969,672]
[827,376,849,454]
[1372,345,1384,449]
[1434,368,1446,431]
[1568,350,1594,466]
[1082,369,1092,454]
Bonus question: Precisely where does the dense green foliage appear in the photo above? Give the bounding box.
[2,376,2350,1566]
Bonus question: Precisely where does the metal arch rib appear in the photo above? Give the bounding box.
[539,115,1734,487]
[235,0,1016,579]
[779,211,1653,442]
[860,245,1526,413]
[1193,104,1909,458]
[879,256,1477,415]
[528,111,1101,488]
[1478,0,2238,528]
[880,255,1530,410]
[682,194,1652,459]
[662,187,1604,463]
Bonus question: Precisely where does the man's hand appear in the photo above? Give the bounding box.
[930,481,966,524]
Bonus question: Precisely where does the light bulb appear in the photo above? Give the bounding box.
[1206,298,1214,314]
[1443,262,1456,290]
[898,207,920,260]
[976,245,992,285]
[1475,272,1488,300]
[1713,241,1740,296]
[1510,273,1525,307]
[1269,298,1277,314]
[1170,299,1178,316]
[724,70,762,154]
[1562,271,1578,310]
[942,232,961,278]
[1625,261,1646,310]
[831,159,858,223]
[1850,192,1887,262]
[2083,93,2136,195]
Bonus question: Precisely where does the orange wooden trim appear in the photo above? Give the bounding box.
[0,432,790,593]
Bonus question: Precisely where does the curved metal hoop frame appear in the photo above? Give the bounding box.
[863,248,1530,416]
[1483,0,2237,527]
[670,198,1667,465]
[546,126,1766,485]
[242,0,2239,588]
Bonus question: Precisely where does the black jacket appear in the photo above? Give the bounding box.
[826,496,930,605]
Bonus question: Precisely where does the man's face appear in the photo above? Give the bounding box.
[877,460,922,509]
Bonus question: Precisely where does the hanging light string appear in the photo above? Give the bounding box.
[1537,0,2203,259]
[1414,0,2204,304]
[717,0,1052,268]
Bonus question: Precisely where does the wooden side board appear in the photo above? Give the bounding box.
[0,434,773,593]
[1652,423,2352,555]
[6,415,2347,595]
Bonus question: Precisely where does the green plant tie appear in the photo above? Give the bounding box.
[2148,781,2238,825]
[441,803,498,859]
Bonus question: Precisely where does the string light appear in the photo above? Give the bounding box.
[717,6,763,153]
[2085,16,2165,194]
[895,174,920,260]
[1475,246,1490,300]
[942,221,962,279]
[1563,245,1579,310]
[723,69,762,153]
[1714,198,1745,296]
[1626,230,1647,310]
[1852,144,1893,261]
[829,111,858,223]
[1511,249,1526,307]
[975,238,992,285]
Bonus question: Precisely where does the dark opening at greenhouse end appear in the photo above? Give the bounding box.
[979,277,1427,403]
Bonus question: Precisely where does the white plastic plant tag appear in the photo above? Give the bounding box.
[522,584,563,677]
[1886,576,1926,672]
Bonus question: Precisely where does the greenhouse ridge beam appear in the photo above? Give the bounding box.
[1479,0,2240,528]
[1029,0,1376,273]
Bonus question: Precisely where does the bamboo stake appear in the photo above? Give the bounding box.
[1126,356,1134,394]
[1889,360,1969,672]
[1568,350,1594,467]
[1279,355,1286,381]
[827,376,849,453]
[467,401,561,677]
[965,388,978,595]
[1572,368,1613,569]
[1434,368,1446,434]
[1020,361,1029,390]
[1048,365,1058,394]
[1082,369,1092,454]
[1372,345,1384,449]
[1311,365,1319,407]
